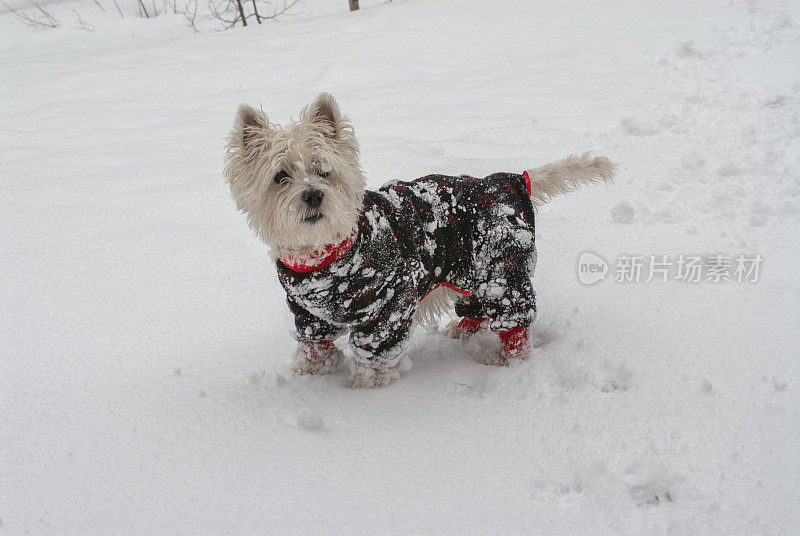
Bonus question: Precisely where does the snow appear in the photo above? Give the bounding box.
[2,0,800,534]
[611,201,636,223]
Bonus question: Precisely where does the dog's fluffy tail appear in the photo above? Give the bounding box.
[525,152,616,207]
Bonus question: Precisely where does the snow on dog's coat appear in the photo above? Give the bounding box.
[275,172,538,380]
[224,93,615,387]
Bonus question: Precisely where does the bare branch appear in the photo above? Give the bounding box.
[234,0,246,26]
[31,0,55,18]
[1,0,60,28]
[90,0,105,12]
[71,8,94,31]
[262,0,298,20]
[111,0,124,17]
[250,0,260,24]
[181,0,198,31]
[209,0,240,27]
[208,0,297,29]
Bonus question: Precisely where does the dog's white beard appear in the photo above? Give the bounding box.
[263,180,362,259]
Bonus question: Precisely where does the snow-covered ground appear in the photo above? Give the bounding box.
[2,0,800,533]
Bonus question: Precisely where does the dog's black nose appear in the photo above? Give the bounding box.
[302,188,324,208]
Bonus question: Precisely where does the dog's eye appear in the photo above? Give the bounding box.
[273,170,290,185]
[316,163,331,178]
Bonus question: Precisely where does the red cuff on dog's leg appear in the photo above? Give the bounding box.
[300,340,336,364]
[499,327,531,359]
[457,317,487,334]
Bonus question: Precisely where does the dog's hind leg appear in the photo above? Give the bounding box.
[471,226,538,365]
[444,295,489,339]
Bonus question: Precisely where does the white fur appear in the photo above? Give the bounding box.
[414,285,461,325]
[349,355,411,388]
[481,350,509,367]
[290,345,343,375]
[525,152,616,207]
[223,93,366,258]
[350,361,400,388]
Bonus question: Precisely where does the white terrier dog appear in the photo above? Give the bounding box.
[224,93,614,388]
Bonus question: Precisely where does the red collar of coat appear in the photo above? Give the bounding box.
[278,230,358,273]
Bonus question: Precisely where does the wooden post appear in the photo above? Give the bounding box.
[348,0,358,11]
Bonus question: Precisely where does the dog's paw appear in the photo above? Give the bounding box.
[443,319,470,340]
[351,368,397,388]
[444,317,487,340]
[350,361,402,388]
[291,358,338,375]
[291,343,343,376]
[480,350,509,367]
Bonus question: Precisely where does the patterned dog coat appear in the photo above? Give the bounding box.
[276,172,537,368]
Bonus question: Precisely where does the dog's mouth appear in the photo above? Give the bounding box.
[303,212,323,223]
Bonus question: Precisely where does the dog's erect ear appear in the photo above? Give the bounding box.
[309,92,342,139]
[236,103,268,151]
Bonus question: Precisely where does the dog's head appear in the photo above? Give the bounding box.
[224,93,365,257]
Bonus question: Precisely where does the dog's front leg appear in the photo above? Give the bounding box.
[291,340,343,375]
[286,298,345,375]
[349,320,413,388]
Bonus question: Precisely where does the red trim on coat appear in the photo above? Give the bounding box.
[457,316,489,334]
[279,230,357,273]
[522,170,532,196]
[421,281,472,301]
